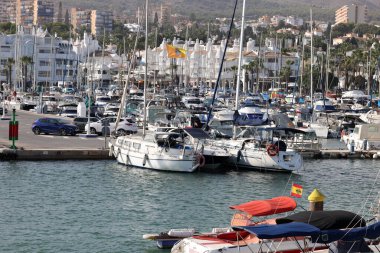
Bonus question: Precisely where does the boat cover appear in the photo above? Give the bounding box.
[233,222,321,239]
[233,221,380,242]
[276,210,366,230]
[183,128,210,139]
[230,196,297,216]
[312,221,380,243]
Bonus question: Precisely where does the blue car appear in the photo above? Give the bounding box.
[32,118,79,136]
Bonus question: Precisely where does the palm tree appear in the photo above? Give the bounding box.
[5,58,15,88]
[229,65,238,91]
[21,56,33,92]
[243,58,263,93]
[280,60,294,90]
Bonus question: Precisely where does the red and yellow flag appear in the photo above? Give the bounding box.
[166,44,186,58]
[290,183,303,198]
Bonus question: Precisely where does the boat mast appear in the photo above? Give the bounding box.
[300,38,305,96]
[310,8,314,108]
[233,0,246,139]
[204,0,239,129]
[142,0,148,137]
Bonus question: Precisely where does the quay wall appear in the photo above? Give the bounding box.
[0,148,112,161]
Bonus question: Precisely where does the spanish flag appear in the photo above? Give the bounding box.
[290,183,303,198]
[166,44,186,58]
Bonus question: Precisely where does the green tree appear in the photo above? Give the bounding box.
[280,60,294,89]
[21,56,33,91]
[331,23,355,39]
[43,22,72,39]
[153,12,159,26]
[5,58,15,88]
[353,24,380,37]
[0,22,16,34]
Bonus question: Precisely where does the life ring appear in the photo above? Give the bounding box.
[196,153,206,167]
[267,144,279,156]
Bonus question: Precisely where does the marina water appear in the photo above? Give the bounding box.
[1,158,379,253]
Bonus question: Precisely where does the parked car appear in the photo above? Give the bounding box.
[85,117,138,136]
[32,118,80,136]
[0,107,8,115]
[58,106,78,118]
[73,117,99,132]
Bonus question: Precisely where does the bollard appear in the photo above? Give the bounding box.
[308,189,325,211]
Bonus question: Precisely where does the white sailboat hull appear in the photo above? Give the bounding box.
[110,136,198,173]
[231,149,303,172]
[211,139,303,172]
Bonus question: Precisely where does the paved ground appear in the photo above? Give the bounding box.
[0,109,108,150]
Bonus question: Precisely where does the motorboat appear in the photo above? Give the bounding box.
[360,110,380,124]
[235,106,268,126]
[145,196,297,249]
[342,123,380,152]
[172,206,380,253]
[208,109,235,138]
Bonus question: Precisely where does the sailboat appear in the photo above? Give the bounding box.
[108,0,200,172]
[208,0,303,172]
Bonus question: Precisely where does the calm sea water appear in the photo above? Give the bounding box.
[0,157,379,253]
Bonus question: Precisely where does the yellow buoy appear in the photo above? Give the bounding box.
[308,189,325,202]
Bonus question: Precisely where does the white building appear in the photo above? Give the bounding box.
[143,37,299,93]
[0,27,99,92]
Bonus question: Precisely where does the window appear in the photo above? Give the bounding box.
[368,126,378,132]
[39,49,51,53]
[38,71,50,77]
[40,60,50,66]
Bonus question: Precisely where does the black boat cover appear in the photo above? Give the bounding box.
[276,210,366,230]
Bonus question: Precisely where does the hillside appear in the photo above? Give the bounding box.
[54,0,380,23]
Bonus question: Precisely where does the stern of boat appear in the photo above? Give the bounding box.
[276,150,303,172]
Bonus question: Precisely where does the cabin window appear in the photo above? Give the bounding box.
[220,120,234,126]
[132,143,141,149]
[368,126,378,132]
[122,141,131,148]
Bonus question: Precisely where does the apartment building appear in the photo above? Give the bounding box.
[335,4,368,25]
[0,0,16,23]
[90,10,113,37]
[12,0,55,29]
[71,8,91,33]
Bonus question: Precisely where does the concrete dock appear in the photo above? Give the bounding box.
[0,148,112,161]
[0,109,379,161]
[0,109,112,161]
